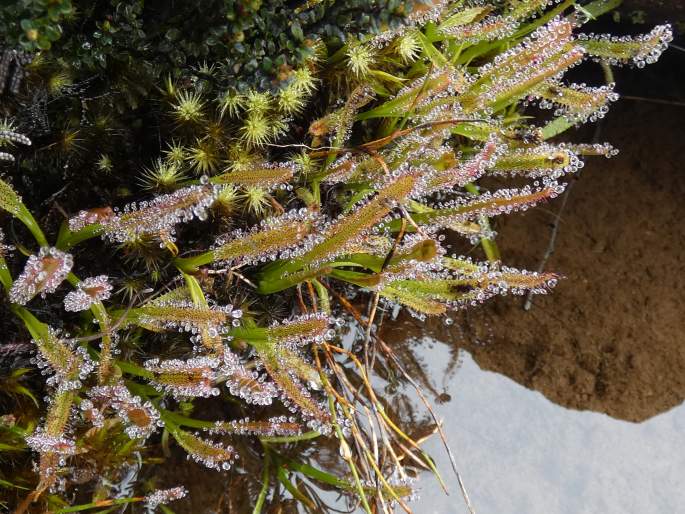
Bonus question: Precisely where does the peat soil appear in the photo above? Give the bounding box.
[464,46,685,422]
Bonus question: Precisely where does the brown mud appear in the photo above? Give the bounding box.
[462,52,685,422]
[466,100,685,422]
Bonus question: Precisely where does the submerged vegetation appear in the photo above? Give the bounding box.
[0,0,673,512]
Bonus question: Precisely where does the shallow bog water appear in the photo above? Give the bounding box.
[409,342,685,514]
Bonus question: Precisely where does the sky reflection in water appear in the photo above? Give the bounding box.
[412,340,685,514]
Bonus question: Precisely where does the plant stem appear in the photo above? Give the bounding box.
[252,450,271,514]
[464,183,500,262]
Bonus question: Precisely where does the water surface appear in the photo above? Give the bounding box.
[412,340,685,513]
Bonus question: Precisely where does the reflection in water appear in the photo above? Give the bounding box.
[409,340,685,514]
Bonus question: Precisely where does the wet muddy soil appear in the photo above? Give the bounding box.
[464,58,685,422]
[439,99,685,422]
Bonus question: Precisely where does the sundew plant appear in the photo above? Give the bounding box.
[0,0,672,512]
